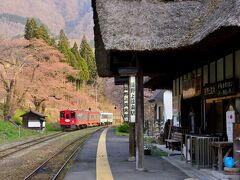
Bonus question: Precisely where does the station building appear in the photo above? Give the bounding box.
[92,0,240,170]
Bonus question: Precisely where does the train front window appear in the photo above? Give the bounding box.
[101,114,108,119]
[60,112,65,118]
[71,112,75,118]
[66,114,70,119]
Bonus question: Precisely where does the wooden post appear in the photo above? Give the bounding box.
[128,123,136,161]
[136,67,144,171]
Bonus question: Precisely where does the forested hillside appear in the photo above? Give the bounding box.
[0,18,118,122]
[0,0,93,44]
[0,38,117,122]
[0,2,124,123]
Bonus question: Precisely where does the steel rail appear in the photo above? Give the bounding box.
[24,133,91,180]
[52,135,89,180]
[0,132,66,160]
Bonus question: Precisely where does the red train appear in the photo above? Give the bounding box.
[60,110,101,130]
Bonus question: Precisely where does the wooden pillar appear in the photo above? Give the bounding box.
[128,123,136,161]
[233,123,240,167]
[136,67,144,171]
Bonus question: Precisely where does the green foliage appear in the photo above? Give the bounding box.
[24,18,55,46]
[35,25,50,43]
[115,130,129,136]
[24,18,38,40]
[0,120,40,144]
[150,146,168,157]
[144,136,156,144]
[80,36,97,84]
[45,121,60,131]
[58,30,76,66]
[117,122,129,133]
[58,30,70,53]
[13,109,26,125]
[71,42,89,82]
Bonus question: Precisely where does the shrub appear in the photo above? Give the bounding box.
[117,122,129,133]
[45,121,60,131]
[13,109,26,125]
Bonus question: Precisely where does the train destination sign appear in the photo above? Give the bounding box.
[129,76,136,123]
[123,84,129,122]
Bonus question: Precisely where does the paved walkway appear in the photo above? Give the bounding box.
[65,127,189,180]
[153,144,240,180]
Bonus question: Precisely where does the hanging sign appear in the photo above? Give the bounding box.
[129,76,136,123]
[226,109,235,142]
[123,84,129,122]
[203,78,238,98]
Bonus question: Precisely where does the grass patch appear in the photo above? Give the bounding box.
[0,120,57,144]
[150,145,168,157]
[144,136,156,144]
[115,122,129,136]
[115,130,129,136]
[45,121,61,132]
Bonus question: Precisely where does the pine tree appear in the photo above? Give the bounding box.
[36,25,51,43]
[58,29,70,62]
[24,18,31,40]
[80,36,97,84]
[71,42,89,82]
[24,18,37,40]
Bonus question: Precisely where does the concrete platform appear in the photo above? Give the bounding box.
[64,127,240,180]
[154,144,240,180]
[65,127,189,180]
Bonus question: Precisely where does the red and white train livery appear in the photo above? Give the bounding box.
[60,110,100,130]
[59,110,113,130]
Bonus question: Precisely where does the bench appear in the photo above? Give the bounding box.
[165,132,182,151]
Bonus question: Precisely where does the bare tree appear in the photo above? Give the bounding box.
[0,46,37,120]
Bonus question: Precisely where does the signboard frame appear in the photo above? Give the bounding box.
[129,76,136,123]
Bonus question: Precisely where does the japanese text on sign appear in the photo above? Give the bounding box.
[123,84,129,121]
[129,76,136,123]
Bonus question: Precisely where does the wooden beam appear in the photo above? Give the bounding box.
[114,76,129,85]
[118,67,137,76]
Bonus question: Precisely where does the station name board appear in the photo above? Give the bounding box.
[203,78,238,98]
[129,76,136,123]
[123,84,128,122]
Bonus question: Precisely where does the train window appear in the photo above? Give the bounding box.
[60,111,65,118]
[66,114,69,119]
[101,114,107,119]
[77,113,87,120]
[71,112,75,118]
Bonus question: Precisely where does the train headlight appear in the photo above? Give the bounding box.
[65,119,70,123]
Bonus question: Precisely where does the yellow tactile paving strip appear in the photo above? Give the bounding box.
[96,128,114,180]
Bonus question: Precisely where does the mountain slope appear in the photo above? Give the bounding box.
[0,0,93,43]
[0,39,115,121]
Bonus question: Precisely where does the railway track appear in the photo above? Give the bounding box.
[0,132,66,160]
[24,131,94,180]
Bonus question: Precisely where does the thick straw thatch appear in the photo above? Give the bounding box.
[94,0,240,51]
[92,0,240,76]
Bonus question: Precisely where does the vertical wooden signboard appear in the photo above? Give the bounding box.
[129,76,136,123]
[123,84,129,122]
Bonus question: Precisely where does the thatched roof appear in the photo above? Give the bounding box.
[21,110,46,119]
[92,0,240,76]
